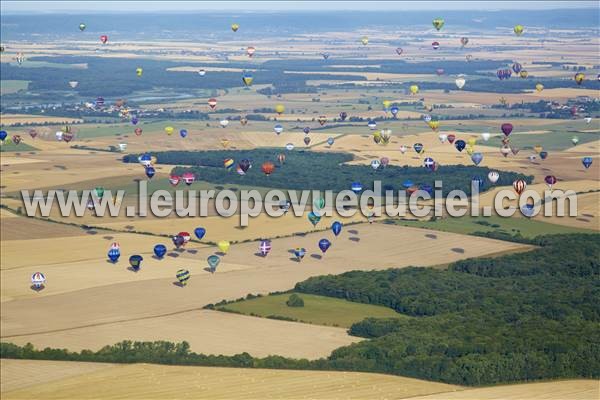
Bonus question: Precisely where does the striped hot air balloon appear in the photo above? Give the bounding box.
[31,272,46,289]
[513,179,527,195]
[176,269,190,286]
[259,240,272,256]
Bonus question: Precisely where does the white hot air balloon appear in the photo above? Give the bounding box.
[455,75,466,89]
[198,69,206,76]
[399,145,408,154]
[31,272,46,289]
[487,171,500,183]
[68,81,79,88]
[481,132,491,141]
[584,117,592,123]
[118,143,128,151]
[285,143,294,151]
[219,119,229,128]
[438,134,448,143]
[371,159,381,170]
[55,131,64,141]
[423,114,432,123]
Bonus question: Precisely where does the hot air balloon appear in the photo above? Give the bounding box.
[501,123,513,136]
[488,171,500,183]
[285,143,294,151]
[242,71,254,86]
[217,240,230,253]
[182,172,195,185]
[390,106,399,117]
[413,143,424,154]
[246,46,256,57]
[275,104,285,114]
[318,239,331,253]
[79,23,86,31]
[380,157,390,168]
[177,129,187,139]
[339,111,348,121]
[423,157,436,170]
[460,37,469,47]
[582,157,593,169]
[194,227,206,240]
[361,36,369,46]
[455,75,466,89]
[68,80,79,88]
[512,62,522,74]
[224,158,235,170]
[321,53,330,60]
[139,153,152,166]
[471,152,483,166]
[136,67,143,77]
[0,131,7,141]
[304,136,311,146]
[259,240,272,256]
[409,85,419,95]
[427,120,440,131]
[432,41,440,50]
[318,115,327,125]
[432,18,444,31]
[134,127,143,136]
[466,54,473,62]
[277,153,286,165]
[380,129,391,144]
[535,83,544,92]
[169,175,180,186]
[231,23,239,32]
[513,179,527,195]
[198,69,206,76]
[172,235,185,249]
[176,269,190,286]
[571,136,579,146]
[308,211,321,226]
[574,72,585,85]
[238,159,251,174]
[11,135,22,145]
[165,126,174,136]
[351,182,362,194]
[455,140,466,152]
[497,69,512,80]
[99,35,108,44]
[447,134,456,144]
[208,98,217,109]
[331,221,342,237]
[261,161,275,176]
[544,175,557,189]
[31,272,46,289]
[274,124,283,135]
[327,137,335,146]
[539,151,548,160]
[129,255,143,272]
[371,159,381,170]
[514,25,524,36]
[294,247,306,261]
[396,47,403,55]
[108,245,121,263]
[382,100,391,110]
[439,134,448,143]
[436,68,445,76]
[207,255,220,272]
[240,117,248,126]
[481,132,491,141]
[367,120,377,130]
[154,244,167,259]
[145,166,156,179]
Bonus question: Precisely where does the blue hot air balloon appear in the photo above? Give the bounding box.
[367,120,377,130]
[172,235,185,249]
[194,227,206,239]
[308,211,321,226]
[471,152,483,165]
[327,137,334,146]
[294,247,306,261]
[455,140,466,152]
[331,221,342,236]
[539,151,548,160]
[390,106,399,117]
[0,130,7,141]
[413,143,424,154]
[318,238,331,253]
[153,244,167,259]
[145,165,156,179]
[108,247,121,263]
[582,156,593,169]
[303,127,311,135]
[402,179,414,189]
[129,255,143,271]
[180,129,188,138]
[131,117,139,125]
[423,157,436,170]
[351,182,363,194]
[139,153,152,166]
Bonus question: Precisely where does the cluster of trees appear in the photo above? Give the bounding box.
[295,233,600,385]
[123,149,530,196]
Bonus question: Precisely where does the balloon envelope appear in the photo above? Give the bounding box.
[318,238,331,253]
[332,221,342,236]
[194,227,206,239]
[154,244,167,258]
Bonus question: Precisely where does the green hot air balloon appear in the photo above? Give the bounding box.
[79,23,86,31]
[176,269,190,286]
[207,255,220,273]
[313,197,325,211]
[432,18,445,31]
[95,187,105,199]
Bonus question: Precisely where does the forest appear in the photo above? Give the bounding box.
[123,149,531,196]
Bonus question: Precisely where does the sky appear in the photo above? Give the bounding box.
[1,1,598,13]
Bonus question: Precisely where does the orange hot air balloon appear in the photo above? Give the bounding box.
[261,161,275,176]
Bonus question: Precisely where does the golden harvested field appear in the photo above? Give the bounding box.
[1,360,462,400]
[0,221,529,356]
[410,379,599,400]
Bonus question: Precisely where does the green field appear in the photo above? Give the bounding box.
[389,214,594,238]
[217,292,405,328]
[0,141,38,152]
[0,80,30,94]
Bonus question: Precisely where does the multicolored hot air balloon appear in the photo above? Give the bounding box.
[31,272,46,289]
[259,240,272,256]
[242,71,254,86]
[231,23,239,32]
[308,211,321,226]
[432,18,444,31]
[129,255,143,272]
[574,72,585,85]
[108,244,121,263]
[513,179,527,195]
[208,98,217,109]
[432,41,440,50]
[294,247,306,261]
[182,172,195,185]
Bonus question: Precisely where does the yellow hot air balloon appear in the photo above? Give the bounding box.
[466,146,474,155]
[382,100,391,109]
[231,23,239,32]
[427,121,439,131]
[514,25,524,36]
[535,83,544,92]
[467,137,477,147]
[574,72,585,85]
[136,67,143,77]
[372,131,382,144]
[534,145,543,154]
[217,240,230,253]
[361,36,369,46]
[519,70,528,79]
[242,74,253,86]
[220,138,230,148]
[150,156,157,165]
[409,85,419,95]
[275,104,285,114]
[165,126,174,135]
